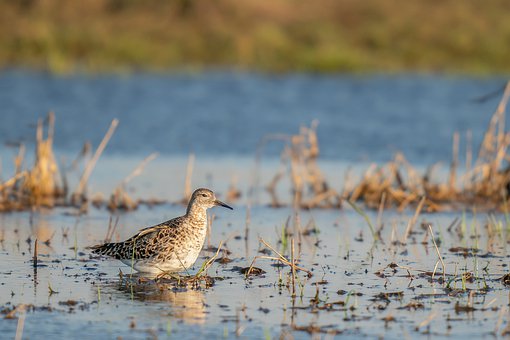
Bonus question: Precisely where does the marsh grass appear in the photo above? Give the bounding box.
[0,113,156,213]
[0,112,63,211]
[424,82,510,210]
[3,82,510,214]
[262,121,342,209]
[262,80,510,212]
[246,237,312,281]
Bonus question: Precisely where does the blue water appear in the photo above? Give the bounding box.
[0,70,506,164]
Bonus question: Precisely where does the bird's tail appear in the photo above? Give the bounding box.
[89,242,124,258]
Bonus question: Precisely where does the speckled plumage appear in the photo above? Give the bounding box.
[90,188,233,274]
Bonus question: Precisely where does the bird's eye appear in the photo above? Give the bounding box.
[201,193,208,197]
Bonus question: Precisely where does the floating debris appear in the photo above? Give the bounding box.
[238,266,266,276]
[501,273,510,285]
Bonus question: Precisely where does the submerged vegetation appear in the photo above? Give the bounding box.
[1,0,510,73]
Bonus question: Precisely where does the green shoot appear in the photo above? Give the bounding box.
[347,200,377,240]
[48,282,58,296]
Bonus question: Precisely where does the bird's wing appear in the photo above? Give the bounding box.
[120,216,184,259]
[127,216,183,240]
[92,216,184,259]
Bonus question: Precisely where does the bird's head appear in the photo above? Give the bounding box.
[189,188,233,211]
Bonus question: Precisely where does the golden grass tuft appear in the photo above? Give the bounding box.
[265,80,510,211]
[23,112,65,207]
[0,112,64,211]
[0,112,153,212]
[348,81,510,212]
[264,120,342,209]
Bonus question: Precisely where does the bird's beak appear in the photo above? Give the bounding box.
[214,200,233,210]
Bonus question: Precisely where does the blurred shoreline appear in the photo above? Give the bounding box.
[1,0,509,74]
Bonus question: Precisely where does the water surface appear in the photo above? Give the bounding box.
[1,72,510,338]
[0,71,506,164]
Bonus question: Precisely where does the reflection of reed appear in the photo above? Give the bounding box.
[32,219,55,255]
[111,278,206,324]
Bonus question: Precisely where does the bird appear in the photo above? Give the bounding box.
[90,188,233,274]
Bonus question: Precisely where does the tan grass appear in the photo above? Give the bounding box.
[263,120,342,209]
[0,114,157,213]
[264,80,510,212]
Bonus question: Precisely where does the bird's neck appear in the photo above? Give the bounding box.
[186,204,208,225]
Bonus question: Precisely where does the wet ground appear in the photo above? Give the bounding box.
[1,196,509,339]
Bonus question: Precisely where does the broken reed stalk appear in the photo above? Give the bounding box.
[496,83,510,150]
[402,196,426,243]
[428,224,446,284]
[416,311,438,330]
[108,152,159,211]
[183,153,195,200]
[494,306,508,335]
[431,260,440,280]
[74,119,119,201]
[14,305,26,340]
[476,81,510,165]
[207,213,214,250]
[33,239,38,268]
[246,238,312,278]
[449,132,459,191]
[104,215,120,243]
[122,153,158,186]
[291,238,296,297]
[293,209,303,252]
[14,144,25,175]
[0,171,27,192]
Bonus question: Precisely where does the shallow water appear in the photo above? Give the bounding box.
[1,71,510,338]
[0,203,509,339]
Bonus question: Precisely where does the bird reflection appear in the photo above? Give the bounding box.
[101,275,207,324]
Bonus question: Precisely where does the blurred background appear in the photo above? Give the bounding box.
[1,0,509,73]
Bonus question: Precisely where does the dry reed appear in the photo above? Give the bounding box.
[108,152,158,211]
[246,238,312,278]
[3,81,510,213]
[0,113,154,213]
[262,80,510,212]
[263,120,342,209]
[72,118,119,206]
[428,224,446,284]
